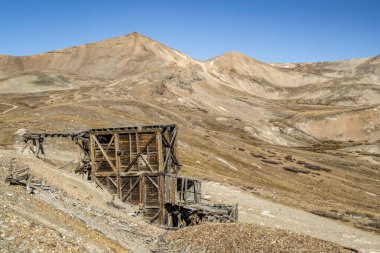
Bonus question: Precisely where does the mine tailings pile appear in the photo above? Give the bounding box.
[22,124,238,227]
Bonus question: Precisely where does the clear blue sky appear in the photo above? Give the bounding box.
[0,0,379,62]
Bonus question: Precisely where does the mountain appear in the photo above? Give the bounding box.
[1,32,379,104]
[0,33,379,142]
[0,33,193,78]
[0,33,379,234]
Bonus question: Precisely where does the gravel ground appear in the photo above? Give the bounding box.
[0,172,96,252]
[0,152,373,253]
[156,223,358,253]
[201,181,380,253]
[0,155,160,253]
[0,205,89,253]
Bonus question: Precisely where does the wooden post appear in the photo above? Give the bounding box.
[90,134,96,175]
[181,178,185,205]
[141,175,146,214]
[136,132,139,172]
[77,143,81,174]
[35,139,40,158]
[129,133,132,165]
[115,133,121,199]
[156,130,165,224]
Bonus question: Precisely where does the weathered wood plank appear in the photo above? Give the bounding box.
[122,175,142,202]
[124,132,157,172]
[92,135,116,172]
[146,176,159,189]
[140,154,154,172]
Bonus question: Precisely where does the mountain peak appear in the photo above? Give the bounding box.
[0,32,195,80]
[111,32,154,42]
[223,51,249,58]
[207,51,261,64]
[74,32,158,49]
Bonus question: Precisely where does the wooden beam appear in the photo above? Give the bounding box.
[156,132,165,224]
[149,210,160,223]
[92,135,116,172]
[170,152,180,167]
[124,132,157,172]
[169,128,177,148]
[156,132,163,173]
[163,148,171,172]
[159,175,165,224]
[94,134,115,171]
[140,173,145,210]
[161,133,170,147]
[21,140,29,154]
[89,128,164,135]
[115,133,121,199]
[93,176,106,191]
[129,133,132,164]
[108,177,118,188]
[136,133,139,172]
[146,139,150,170]
[30,139,37,155]
[93,171,162,177]
[146,176,159,189]
[140,154,154,172]
[120,177,130,192]
[122,175,142,202]
[93,172,117,177]
[35,139,41,158]
[90,135,96,173]
[77,143,81,173]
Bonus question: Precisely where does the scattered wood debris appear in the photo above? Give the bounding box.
[4,159,54,194]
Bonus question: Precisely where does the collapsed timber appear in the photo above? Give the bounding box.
[4,161,54,194]
[22,124,238,227]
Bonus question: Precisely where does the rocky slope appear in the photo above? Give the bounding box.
[0,33,379,249]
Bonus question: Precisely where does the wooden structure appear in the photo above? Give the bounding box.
[23,124,238,226]
[89,124,180,223]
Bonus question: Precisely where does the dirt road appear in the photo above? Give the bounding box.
[202,181,380,253]
[0,103,18,114]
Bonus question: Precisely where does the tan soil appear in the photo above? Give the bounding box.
[0,32,379,252]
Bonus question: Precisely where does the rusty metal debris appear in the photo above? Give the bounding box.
[22,124,238,227]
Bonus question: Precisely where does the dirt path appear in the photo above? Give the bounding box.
[0,103,18,114]
[202,181,380,253]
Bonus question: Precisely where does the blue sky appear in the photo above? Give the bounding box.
[0,0,379,62]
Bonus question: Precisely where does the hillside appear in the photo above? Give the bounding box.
[0,32,379,252]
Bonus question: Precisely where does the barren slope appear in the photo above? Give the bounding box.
[0,33,379,251]
[0,33,197,79]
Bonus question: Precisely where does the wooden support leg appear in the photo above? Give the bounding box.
[29,139,36,155]
[35,139,40,158]
[39,141,45,159]
[21,141,29,154]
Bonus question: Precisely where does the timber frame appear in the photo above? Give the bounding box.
[23,124,238,227]
[89,124,179,223]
